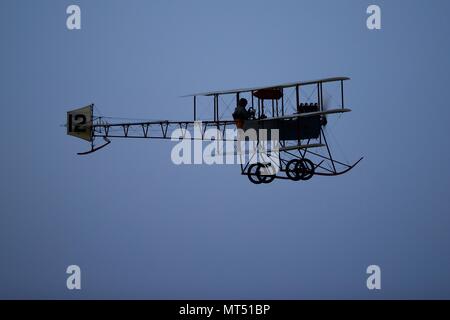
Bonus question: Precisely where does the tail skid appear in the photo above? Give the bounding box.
[77,137,111,155]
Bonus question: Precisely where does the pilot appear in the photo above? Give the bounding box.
[232,98,250,120]
[232,98,251,129]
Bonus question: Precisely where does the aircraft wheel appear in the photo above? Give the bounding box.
[286,159,303,181]
[247,163,275,184]
[247,163,262,184]
[258,163,275,184]
[298,158,315,181]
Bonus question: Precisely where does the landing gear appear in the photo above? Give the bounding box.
[247,158,315,184]
[285,158,315,181]
[247,162,276,184]
[247,163,262,184]
[299,158,314,181]
[286,159,302,181]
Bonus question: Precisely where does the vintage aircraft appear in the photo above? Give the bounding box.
[66,77,362,184]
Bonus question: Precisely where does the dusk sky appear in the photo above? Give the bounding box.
[1,0,450,299]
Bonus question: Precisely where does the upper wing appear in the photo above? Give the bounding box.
[181,77,350,97]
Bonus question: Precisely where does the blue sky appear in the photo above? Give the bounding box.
[1,0,450,299]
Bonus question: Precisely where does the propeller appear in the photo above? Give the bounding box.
[322,91,333,111]
[320,91,333,126]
